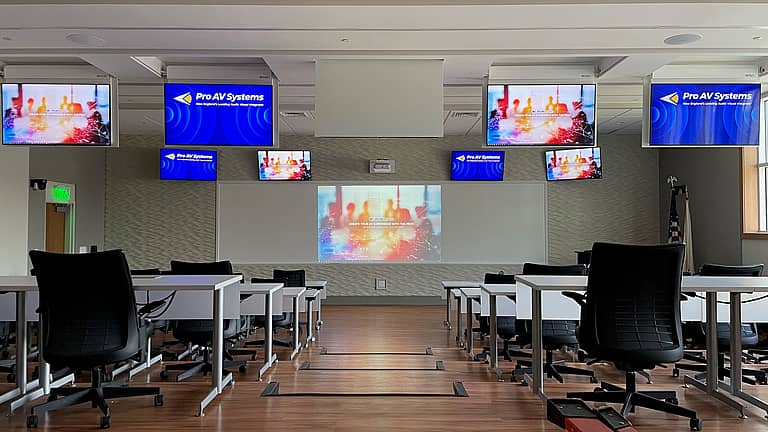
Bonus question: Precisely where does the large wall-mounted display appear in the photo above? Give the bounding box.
[486,84,596,146]
[318,185,442,261]
[450,150,505,181]
[646,83,761,147]
[164,83,274,146]
[2,83,112,145]
[160,149,217,181]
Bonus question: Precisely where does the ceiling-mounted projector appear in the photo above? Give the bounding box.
[369,159,396,174]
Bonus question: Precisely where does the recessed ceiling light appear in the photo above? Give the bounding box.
[664,33,703,46]
[753,36,764,41]
[339,37,351,43]
[65,33,106,47]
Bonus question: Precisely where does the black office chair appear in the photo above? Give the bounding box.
[26,250,162,429]
[564,243,702,431]
[477,273,532,362]
[160,260,247,382]
[673,264,766,385]
[273,269,306,336]
[512,263,596,384]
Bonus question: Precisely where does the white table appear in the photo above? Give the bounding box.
[513,274,768,419]
[459,288,482,358]
[481,283,518,380]
[441,281,482,330]
[282,287,307,359]
[306,280,327,328]
[240,282,283,379]
[0,274,242,417]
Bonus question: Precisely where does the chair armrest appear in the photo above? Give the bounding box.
[562,291,586,307]
[138,300,167,317]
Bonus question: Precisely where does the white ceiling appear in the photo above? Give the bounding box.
[0,1,766,135]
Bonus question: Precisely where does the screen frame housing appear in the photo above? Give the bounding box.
[641,76,762,148]
[163,78,279,148]
[449,150,506,181]
[1,78,119,148]
[159,148,218,181]
[257,150,312,181]
[483,81,598,148]
[544,147,602,182]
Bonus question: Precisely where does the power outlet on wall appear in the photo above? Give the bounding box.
[375,279,387,290]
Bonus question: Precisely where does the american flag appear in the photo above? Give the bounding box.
[668,191,681,243]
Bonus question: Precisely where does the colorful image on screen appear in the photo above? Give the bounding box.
[258,150,311,181]
[164,83,273,146]
[451,151,505,181]
[2,83,111,145]
[160,149,217,181]
[545,147,601,181]
[648,83,760,146]
[486,84,596,146]
[318,185,441,261]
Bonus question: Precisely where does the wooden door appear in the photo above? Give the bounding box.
[45,203,66,253]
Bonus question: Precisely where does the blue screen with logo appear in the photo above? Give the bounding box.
[450,151,505,181]
[164,83,273,146]
[160,149,217,181]
[649,83,760,146]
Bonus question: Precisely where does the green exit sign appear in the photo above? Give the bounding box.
[51,186,71,203]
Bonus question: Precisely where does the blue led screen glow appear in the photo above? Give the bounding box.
[648,83,760,146]
[450,151,505,181]
[159,149,217,181]
[164,83,273,146]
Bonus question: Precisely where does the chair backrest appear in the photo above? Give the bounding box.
[130,268,161,275]
[169,260,233,275]
[273,269,305,287]
[522,263,587,276]
[700,264,763,277]
[28,249,141,366]
[580,242,685,366]
[251,277,282,284]
[483,272,516,284]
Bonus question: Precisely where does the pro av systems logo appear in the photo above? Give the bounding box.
[660,92,680,106]
[455,154,466,162]
[173,92,193,106]
[164,152,176,161]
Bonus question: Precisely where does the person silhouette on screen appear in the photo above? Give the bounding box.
[545,96,556,112]
[59,96,69,112]
[36,97,47,114]
[383,199,396,220]
[521,98,533,115]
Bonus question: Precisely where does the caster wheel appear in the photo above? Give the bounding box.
[589,376,598,384]
[159,370,169,380]
[7,373,15,383]
[690,418,703,431]
[154,394,164,407]
[100,415,111,429]
[673,368,680,378]
[238,365,247,373]
[27,415,38,428]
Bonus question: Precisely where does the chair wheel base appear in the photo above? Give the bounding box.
[100,415,111,429]
[690,418,703,431]
[26,415,38,428]
[154,394,164,407]
[238,365,247,373]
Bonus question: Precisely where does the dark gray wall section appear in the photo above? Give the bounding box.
[104,134,660,297]
[658,147,742,266]
[28,147,106,251]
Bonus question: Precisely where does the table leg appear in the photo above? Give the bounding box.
[445,289,452,329]
[293,295,301,354]
[306,299,315,345]
[259,291,274,380]
[466,298,473,356]
[199,287,233,417]
[706,292,718,393]
[489,294,503,381]
[455,294,463,347]
[729,293,743,394]
[316,292,323,328]
[0,293,27,406]
[529,289,544,399]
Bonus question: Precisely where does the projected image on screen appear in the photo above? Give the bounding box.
[545,147,601,181]
[318,185,442,261]
[486,84,595,146]
[2,83,111,145]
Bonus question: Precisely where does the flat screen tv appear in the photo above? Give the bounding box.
[318,184,442,262]
[645,82,761,147]
[486,84,596,146]
[2,83,112,145]
[164,83,274,146]
[258,150,311,181]
[450,150,505,181]
[545,147,601,181]
[160,149,217,181]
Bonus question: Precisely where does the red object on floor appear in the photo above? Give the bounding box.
[565,418,614,432]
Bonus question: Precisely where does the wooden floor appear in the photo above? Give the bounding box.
[3,305,768,431]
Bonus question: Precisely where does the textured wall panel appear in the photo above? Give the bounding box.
[105,134,659,295]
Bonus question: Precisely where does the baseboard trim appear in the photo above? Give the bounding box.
[324,296,443,306]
